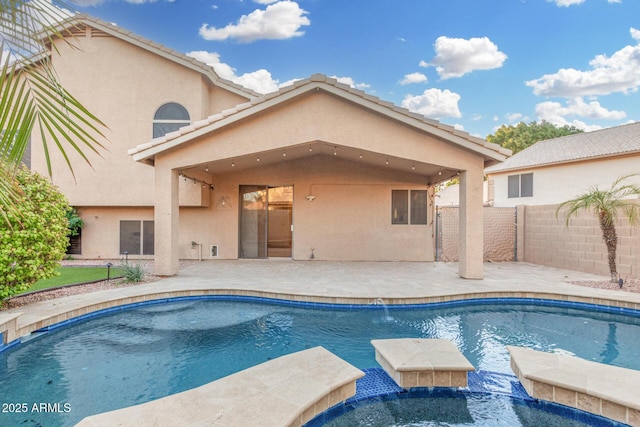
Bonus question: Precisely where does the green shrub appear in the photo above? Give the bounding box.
[119,261,146,283]
[0,167,70,300]
[66,208,83,237]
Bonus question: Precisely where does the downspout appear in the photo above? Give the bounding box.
[514,207,518,262]
[435,206,440,262]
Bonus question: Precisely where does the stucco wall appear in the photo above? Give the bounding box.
[74,155,435,262]
[203,155,435,261]
[522,204,639,279]
[488,154,640,207]
[30,30,250,207]
[75,207,155,259]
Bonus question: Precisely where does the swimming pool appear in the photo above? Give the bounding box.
[1,297,639,426]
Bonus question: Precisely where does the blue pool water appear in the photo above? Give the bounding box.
[1,298,639,426]
[312,388,616,427]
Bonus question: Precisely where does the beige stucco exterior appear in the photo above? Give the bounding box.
[488,154,640,207]
[29,15,509,279]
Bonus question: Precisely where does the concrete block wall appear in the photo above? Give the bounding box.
[521,204,639,279]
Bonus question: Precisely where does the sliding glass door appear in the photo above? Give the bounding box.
[239,185,292,258]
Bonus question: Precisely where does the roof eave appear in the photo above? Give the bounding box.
[131,80,510,163]
[485,150,640,174]
[51,14,258,100]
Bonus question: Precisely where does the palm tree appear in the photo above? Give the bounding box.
[556,174,640,282]
[0,0,105,221]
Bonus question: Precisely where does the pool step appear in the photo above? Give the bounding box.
[75,346,364,427]
[371,338,475,388]
[508,346,640,426]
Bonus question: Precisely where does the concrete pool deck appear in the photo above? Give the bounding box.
[2,260,640,345]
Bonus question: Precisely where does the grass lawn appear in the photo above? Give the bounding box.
[23,266,124,294]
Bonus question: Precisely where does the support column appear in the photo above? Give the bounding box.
[154,166,179,276]
[458,165,484,279]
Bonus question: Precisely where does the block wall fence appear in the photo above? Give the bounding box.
[517,204,639,280]
[436,204,639,279]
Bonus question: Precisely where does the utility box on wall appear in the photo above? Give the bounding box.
[210,245,218,257]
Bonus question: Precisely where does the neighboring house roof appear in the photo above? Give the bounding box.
[129,73,511,164]
[48,14,258,99]
[485,122,640,174]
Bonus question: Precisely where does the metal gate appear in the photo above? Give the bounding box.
[435,206,516,262]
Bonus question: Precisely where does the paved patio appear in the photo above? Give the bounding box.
[2,261,640,346]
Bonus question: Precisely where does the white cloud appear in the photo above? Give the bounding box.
[70,0,106,5]
[550,0,622,6]
[71,0,174,4]
[526,28,640,97]
[330,76,371,91]
[199,1,310,43]
[548,0,585,6]
[187,52,369,94]
[401,88,462,119]
[506,113,523,122]
[534,97,625,130]
[399,72,427,85]
[187,50,280,93]
[423,36,507,79]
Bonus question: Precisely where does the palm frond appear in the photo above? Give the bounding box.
[0,1,107,222]
[0,1,107,172]
[557,174,640,227]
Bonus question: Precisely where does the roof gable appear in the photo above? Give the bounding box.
[129,74,511,163]
[485,122,640,173]
[49,14,258,100]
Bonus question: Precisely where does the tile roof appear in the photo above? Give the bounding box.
[485,122,640,173]
[50,14,259,99]
[129,74,511,162]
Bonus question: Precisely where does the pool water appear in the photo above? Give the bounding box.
[1,298,639,426]
[317,391,605,427]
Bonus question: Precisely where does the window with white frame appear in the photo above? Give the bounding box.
[508,173,533,198]
[152,103,190,138]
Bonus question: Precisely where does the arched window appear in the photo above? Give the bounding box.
[152,102,190,138]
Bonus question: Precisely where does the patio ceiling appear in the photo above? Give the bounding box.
[178,140,461,185]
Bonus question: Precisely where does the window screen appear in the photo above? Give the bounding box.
[508,175,520,198]
[520,173,533,197]
[410,190,428,224]
[120,221,141,255]
[508,173,533,198]
[120,220,155,255]
[142,221,155,255]
[391,190,409,224]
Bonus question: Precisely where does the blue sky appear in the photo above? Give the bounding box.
[69,0,640,138]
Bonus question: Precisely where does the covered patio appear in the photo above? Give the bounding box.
[129,75,510,278]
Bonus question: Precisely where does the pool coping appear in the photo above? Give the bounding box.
[4,261,640,347]
[306,369,630,427]
[75,346,364,427]
[2,286,640,348]
[509,346,640,426]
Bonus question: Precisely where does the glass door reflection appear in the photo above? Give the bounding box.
[239,185,293,258]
